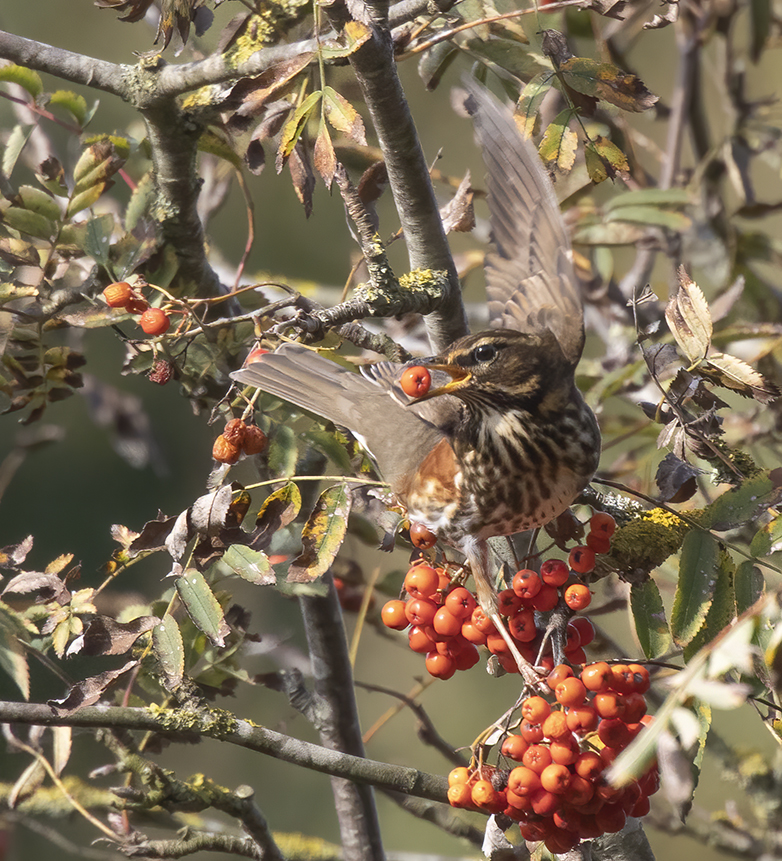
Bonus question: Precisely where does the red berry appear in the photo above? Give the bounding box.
[569,545,596,574]
[425,651,455,679]
[381,599,408,630]
[566,704,599,734]
[223,418,247,446]
[521,695,551,724]
[540,558,569,587]
[408,625,434,653]
[542,710,570,740]
[531,584,560,611]
[555,676,587,707]
[507,765,541,796]
[520,720,545,744]
[512,568,542,599]
[628,663,651,694]
[444,586,476,619]
[497,588,522,616]
[404,598,437,627]
[575,751,604,781]
[568,616,596,646]
[400,366,431,398]
[500,734,529,761]
[433,607,461,637]
[404,564,440,599]
[522,744,552,774]
[139,307,170,335]
[546,663,574,690]
[564,582,592,611]
[581,661,613,692]
[103,281,133,308]
[460,620,487,645]
[242,425,267,455]
[409,521,437,549]
[507,607,537,642]
[540,763,571,794]
[590,511,616,537]
[448,766,470,787]
[586,531,612,554]
[212,434,240,464]
[447,783,473,808]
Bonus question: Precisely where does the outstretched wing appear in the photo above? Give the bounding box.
[231,346,448,492]
[462,80,584,365]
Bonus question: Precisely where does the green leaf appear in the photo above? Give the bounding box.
[605,188,691,210]
[671,531,720,647]
[606,205,692,231]
[417,41,459,91]
[630,578,673,659]
[734,560,764,615]
[750,513,782,556]
[267,424,298,478]
[176,569,230,648]
[0,603,30,699]
[222,544,276,586]
[1,207,57,240]
[683,548,735,661]
[700,469,782,530]
[125,172,155,233]
[276,90,322,165]
[558,57,658,112]
[538,110,577,173]
[2,124,34,177]
[0,65,43,98]
[515,72,554,138]
[49,90,88,126]
[152,614,184,691]
[80,214,115,268]
[18,185,61,220]
[465,37,549,81]
[287,484,352,583]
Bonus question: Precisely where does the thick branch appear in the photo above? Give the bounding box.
[0,701,449,802]
[323,1,468,352]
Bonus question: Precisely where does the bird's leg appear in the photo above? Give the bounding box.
[466,539,546,691]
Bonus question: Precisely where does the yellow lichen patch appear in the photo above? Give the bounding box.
[607,507,692,579]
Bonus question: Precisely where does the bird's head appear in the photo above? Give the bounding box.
[415,328,575,414]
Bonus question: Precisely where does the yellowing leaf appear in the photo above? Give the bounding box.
[319,20,371,59]
[665,267,713,365]
[323,86,366,145]
[584,136,629,183]
[558,57,659,112]
[276,90,322,169]
[515,72,554,139]
[538,111,577,173]
[287,484,351,583]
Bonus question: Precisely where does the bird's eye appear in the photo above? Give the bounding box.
[473,343,497,363]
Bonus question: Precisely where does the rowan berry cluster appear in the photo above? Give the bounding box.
[102,281,171,336]
[380,512,616,679]
[447,661,657,852]
[212,418,268,464]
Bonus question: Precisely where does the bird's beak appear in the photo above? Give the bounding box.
[413,362,472,400]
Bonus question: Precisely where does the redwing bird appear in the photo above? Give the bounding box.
[233,82,601,679]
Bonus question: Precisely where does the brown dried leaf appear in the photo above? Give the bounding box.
[440,171,475,234]
[703,352,780,403]
[665,268,713,365]
[2,571,70,604]
[48,660,138,715]
[72,615,157,657]
[288,143,315,218]
[558,57,659,112]
[233,52,315,118]
[313,121,337,187]
[0,535,34,570]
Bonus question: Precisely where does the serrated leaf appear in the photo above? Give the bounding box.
[558,57,659,112]
[0,64,43,98]
[152,613,184,691]
[319,20,371,59]
[584,136,628,183]
[176,569,230,648]
[515,72,554,138]
[665,268,712,365]
[222,544,276,585]
[80,213,115,267]
[287,484,351,582]
[18,185,61,220]
[0,605,30,699]
[255,481,301,535]
[323,86,366,145]
[538,111,577,173]
[683,548,735,661]
[66,184,105,218]
[630,578,673,658]
[49,660,137,715]
[671,531,720,647]
[313,120,336,187]
[48,90,88,126]
[700,469,782,531]
[1,207,57,240]
[703,351,780,403]
[2,124,34,177]
[276,90,322,168]
[735,561,763,614]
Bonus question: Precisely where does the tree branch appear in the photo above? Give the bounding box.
[0,701,449,803]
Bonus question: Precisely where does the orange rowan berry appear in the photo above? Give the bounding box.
[574,751,604,781]
[581,661,613,692]
[521,695,551,724]
[404,564,440,599]
[497,588,522,616]
[381,599,408,630]
[564,583,592,611]
[522,744,552,774]
[407,625,434,653]
[586,531,612,554]
[594,692,623,719]
[555,676,587,707]
[447,782,473,808]
[139,307,170,335]
[400,366,431,398]
[547,663,574,690]
[589,511,616,537]
[470,605,495,633]
[460,621,487,645]
[520,720,545,744]
[531,788,561,816]
[531,584,560,611]
[103,281,133,307]
[542,710,570,740]
[507,607,537,642]
[549,735,579,765]
[212,434,240,464]
[566,704,599,734]
[500,734,529,761]
[448,766,470,787]
[444,586,476,619]
[595,802,626,834]
[569,545,596,574]
[470,779,498,809]
[433,607,461,637]
[452,642,481,671]
[409,521,437,549]
[628,663,651,694]
[598,718,633,749]
[512,568,542,600]
[568,773,595,807]
[507,765,541,796]
[404,598,437,627]
[622,692,648,724]
[425,651,455,679]
[540,558,569,587]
